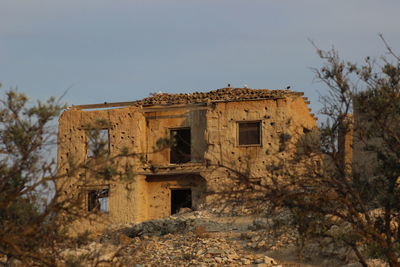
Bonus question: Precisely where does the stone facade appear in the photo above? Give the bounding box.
[57,87,317,234]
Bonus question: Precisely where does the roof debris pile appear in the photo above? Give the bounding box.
[136,87,303,106]
[71,87,305,109]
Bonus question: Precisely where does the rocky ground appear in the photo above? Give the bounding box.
[54,210,389,267]
[60,210,294,267]
[3,209,389,266]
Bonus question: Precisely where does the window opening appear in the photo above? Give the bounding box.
[170,188,192,214]
[238,121,261,145]
[170,128,191,163]
[88,189,109,212]
[87,128,109,158]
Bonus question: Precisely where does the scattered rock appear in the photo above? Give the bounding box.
[343,263,363,267]
[264,255,277,265]
[124,217,190,237]
[55,210,371,266]
[177,207,192,214]
[252,218,271,230]
[257,240,266,248]
[366,259,389,267]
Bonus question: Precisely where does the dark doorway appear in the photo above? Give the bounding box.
[170,128,191,163]
[170,188,192,214]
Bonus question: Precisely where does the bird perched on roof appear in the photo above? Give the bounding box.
[243,84,248,88]
[286,86,291,90]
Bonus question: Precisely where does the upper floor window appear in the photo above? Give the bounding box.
[87,128,109,158]
[170,128,191,164]
[238,121,261,146]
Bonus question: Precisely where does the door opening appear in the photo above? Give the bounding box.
[170,188,192,214]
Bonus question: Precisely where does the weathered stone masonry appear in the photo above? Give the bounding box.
[57,87,317,233]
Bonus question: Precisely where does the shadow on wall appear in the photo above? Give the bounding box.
[204,126,322,216]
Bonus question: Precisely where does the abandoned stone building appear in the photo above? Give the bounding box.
[57,87,317,233]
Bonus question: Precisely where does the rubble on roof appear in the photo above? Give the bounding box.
[136,87,303,106]
[71,87,305,110]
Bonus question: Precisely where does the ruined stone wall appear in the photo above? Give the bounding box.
[57,95,316,233]
[144,108,207,165]
[146,174,206,220]
[352,108,380,179]
[202,96,317,209]
[58,106,147,174]
[58,105,209,233]
[141,108,208,221]
[57,106,148,234]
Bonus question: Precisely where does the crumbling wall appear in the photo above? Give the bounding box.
[57,94,317,232]
[57,106,148,234]
[145,108,207,165]
[58,105,209,234]
[202,96,317,212]
[145,174,206,220]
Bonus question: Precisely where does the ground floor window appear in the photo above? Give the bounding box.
[88,188,109,212]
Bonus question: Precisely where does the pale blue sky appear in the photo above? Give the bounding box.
[1,0,400,115]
